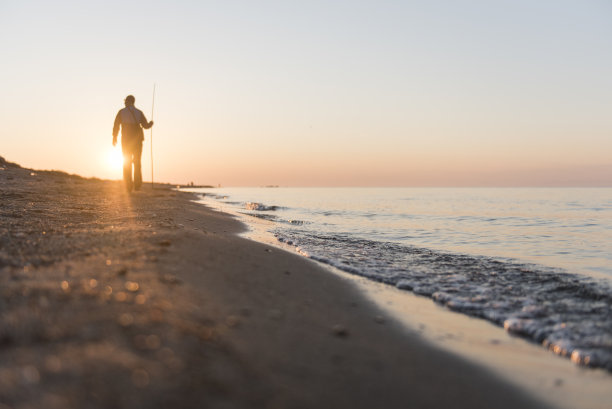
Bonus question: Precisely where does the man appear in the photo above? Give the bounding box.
[112,95,154,192]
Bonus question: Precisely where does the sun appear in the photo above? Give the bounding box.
[107,146,124,170]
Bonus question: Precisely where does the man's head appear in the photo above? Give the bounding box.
[124,95,135,106]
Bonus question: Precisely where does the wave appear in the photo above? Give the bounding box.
[274,230,612,372]
[245,214,306,226]
[242,212,278,222]
[245,202,281,211]
[286,219,306,225]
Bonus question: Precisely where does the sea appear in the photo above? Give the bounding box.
[186,187,612,372]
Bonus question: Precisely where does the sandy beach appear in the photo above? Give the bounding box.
[0,157,554,409]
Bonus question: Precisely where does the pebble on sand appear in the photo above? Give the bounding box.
[118,313,134,327]
[225,316,240,327]
[131,369,150,388]
[374,315,386,324]
[159,274,181,285]
[125,281,140,292]
[60,281,70,292]
[21,366,40,384]
[332,324,349,338]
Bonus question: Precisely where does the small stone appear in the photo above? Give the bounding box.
[332,324,349,338]
[225,316,240,328]
[44,355,62,373]
[199,327,215,341]
[134,334,148,349]
[116,267,128,276]
[118,313,134,327]
[146,334,161,350]
[60,281,70,292]
[131,369,149,388]
[21,366,40,384]
[156,300,173,311]
[159,274,181,285]
[125,281,139,292]
[374,315,386,324]
[159,240,171,247]
[156,347,175,361]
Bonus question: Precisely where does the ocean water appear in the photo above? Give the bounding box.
[187,187,612,372]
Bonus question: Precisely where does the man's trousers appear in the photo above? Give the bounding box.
[122,138,143,191]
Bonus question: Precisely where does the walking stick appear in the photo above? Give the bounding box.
[150,83,156,189]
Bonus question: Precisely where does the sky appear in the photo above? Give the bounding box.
[1,0,611,186]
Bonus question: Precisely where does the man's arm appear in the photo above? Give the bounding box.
[112,111,121,146]
[139,110,154,130]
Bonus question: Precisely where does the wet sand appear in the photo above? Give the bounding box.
[0,157,553,409]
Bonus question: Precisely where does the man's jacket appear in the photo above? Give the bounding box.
[113,106,152,143]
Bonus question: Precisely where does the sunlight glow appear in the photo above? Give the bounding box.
[107,147,123,170]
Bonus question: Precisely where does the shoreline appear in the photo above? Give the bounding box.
[0,159,559,408]
[194,191,612,409]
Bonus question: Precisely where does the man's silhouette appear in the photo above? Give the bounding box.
[112,95,153,192]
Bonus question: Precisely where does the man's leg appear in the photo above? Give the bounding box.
[133,142,143,190]
[122,143,133,192]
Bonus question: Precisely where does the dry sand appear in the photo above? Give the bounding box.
[0,157,553,409]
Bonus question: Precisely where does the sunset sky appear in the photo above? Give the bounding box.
[1,0,611,186]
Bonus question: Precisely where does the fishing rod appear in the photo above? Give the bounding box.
[150,83,156,189]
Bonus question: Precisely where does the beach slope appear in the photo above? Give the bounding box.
[0,158,552,409]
